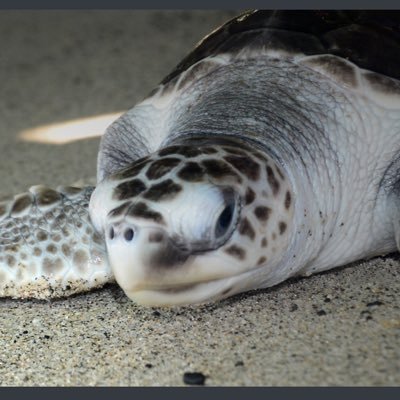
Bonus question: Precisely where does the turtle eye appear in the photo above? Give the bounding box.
[215,202,235,239]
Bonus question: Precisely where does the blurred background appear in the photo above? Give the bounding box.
[0,11,237,194]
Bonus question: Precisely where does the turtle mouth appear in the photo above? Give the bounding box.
[122,264,267,306]
[126,280,227,306]
[149,283,199,294]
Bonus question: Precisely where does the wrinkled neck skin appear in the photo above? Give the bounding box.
[96,56,400,302]
[162,58,399,281]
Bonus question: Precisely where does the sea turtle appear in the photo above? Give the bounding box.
[1,10,400,306]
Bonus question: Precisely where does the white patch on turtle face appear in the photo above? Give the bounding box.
[90,142,295,306]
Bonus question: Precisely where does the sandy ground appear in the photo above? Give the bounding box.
[0,11,399,386]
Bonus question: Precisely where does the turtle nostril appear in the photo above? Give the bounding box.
[109,227,115,240]
[124,228,135,242]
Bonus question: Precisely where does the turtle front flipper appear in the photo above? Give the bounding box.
[0,185,112,299]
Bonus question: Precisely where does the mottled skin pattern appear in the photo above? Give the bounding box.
[0,186,110,299]
[1,11,400,305]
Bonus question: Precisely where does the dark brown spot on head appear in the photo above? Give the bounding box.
[279,221,287,235]
[224,155,260,180]
[254,206,271,222]
[148,232,164,243]
[245,187,255,205]
[36,231,48,241]
[266,166,280,195]
[112,157,150,180]
[11,194,32,215]
[113,179,146,201]
[224,244,246,260]
[201,147,218,155]
[285,191,292,209]
[33,247,42,257]
[201,159,241,182]
[146,157,181,180]
[177,162,205,182]
[149,240,189,268]
[223,146,248,156]
[108,202,130,219]
[43,257,64,275]
[46,244,57,254]
[257,256,267,265]
[157,145,181,157]
[238,218,255,240]
[261,237,268,247]
[127,202,164,224]
[143,179,182,202]
[36,189,62,207]
[175,146,203,158]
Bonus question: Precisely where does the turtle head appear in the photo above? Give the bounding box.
[90,139,294,306]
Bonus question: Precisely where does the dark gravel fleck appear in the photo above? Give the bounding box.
[183,372,206,385]
[145,363,153,369]
[360,310,373,320]
[316,310,327,316]
[152,310,161,317]
[366,300,384,307]
[290,304,298,312]
[235,361,244,367]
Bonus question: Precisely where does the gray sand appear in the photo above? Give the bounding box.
[0,11,399,386]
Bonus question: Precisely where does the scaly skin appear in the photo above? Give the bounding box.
[0,185,111,299]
